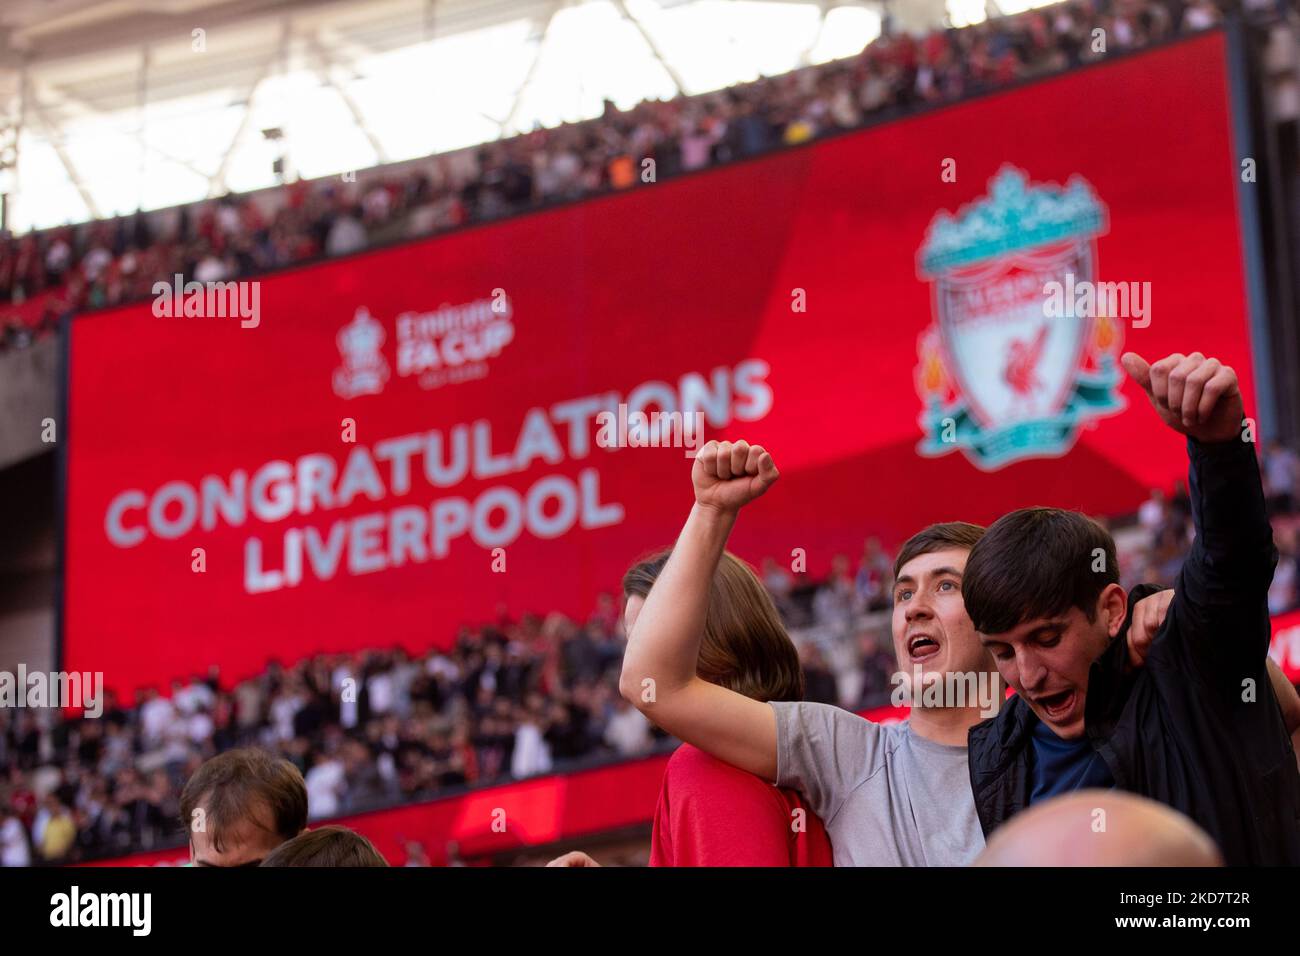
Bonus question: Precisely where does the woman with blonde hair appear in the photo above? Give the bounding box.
[622,547,832,866]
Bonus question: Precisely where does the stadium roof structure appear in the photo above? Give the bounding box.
[0,0,1026,231]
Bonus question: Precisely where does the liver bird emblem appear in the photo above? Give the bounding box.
[1003,323,1049,396]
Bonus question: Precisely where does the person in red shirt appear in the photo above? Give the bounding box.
[624,550,832,867]
[550,551,832,867]
[645,726,832,866]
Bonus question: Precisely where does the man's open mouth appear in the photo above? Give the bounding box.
[1035,689,1076,720]
[907,634,940,662]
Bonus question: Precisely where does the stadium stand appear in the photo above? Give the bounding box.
[0,0,1229,351]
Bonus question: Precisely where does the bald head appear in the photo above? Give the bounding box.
[975,790,1223,867]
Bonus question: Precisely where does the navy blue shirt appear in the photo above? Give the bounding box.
[1028,719,1114,802]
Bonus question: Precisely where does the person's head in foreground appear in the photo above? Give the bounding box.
[975,790,1223,866]
[623,549,803,703]
[180,747,309,866]
[962,508,1127,739]
[890,521,1000,708]
[260,826,389,867]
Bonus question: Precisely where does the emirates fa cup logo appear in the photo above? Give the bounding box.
[333,307,390,399]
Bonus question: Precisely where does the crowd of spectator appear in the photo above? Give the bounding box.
[0,0,1238,350]
[1128,439,1300,613]
[0,603,655,865]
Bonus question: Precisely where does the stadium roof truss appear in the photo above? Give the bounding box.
[0,0,994,231]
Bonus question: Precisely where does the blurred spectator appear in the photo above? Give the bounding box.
[403,840,432,866]
[1138,488,1167,534]
[305,752,348,820]
[856,537,893,612]
[800,644,841,705]
[510,702,553,778]
[1183,0,1221,30]
[603,698,653,757]
[37,795,76,862]
[1264,440,1299,515]
[762,555,796,620]
[813,554,861,636]
[854,629,899,709]
[0,809,31,867]
[325,206,368,257]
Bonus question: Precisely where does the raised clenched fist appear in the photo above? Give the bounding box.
[691,440,779,515]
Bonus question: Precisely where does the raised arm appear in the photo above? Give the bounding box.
[618,440,780,781]
[1121,351,1278,669]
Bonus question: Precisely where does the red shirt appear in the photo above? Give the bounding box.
[649,743,833,866]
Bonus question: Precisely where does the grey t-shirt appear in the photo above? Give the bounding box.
[771,701,984,866]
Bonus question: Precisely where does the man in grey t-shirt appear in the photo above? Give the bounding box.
[766,520,999,866]
[772,704,984,866]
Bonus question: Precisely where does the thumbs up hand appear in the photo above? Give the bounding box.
[1121,351,1244,444]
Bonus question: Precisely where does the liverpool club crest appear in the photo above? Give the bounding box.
[915,166,1125,470]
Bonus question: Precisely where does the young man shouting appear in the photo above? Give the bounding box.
[963,350,1300,865]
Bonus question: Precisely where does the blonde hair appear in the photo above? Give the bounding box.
[622,549,804,702]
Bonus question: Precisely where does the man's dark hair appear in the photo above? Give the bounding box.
[259,826,388,867]
[892,521,986,580]
[179,748,308,853]
[962,507,1118,636]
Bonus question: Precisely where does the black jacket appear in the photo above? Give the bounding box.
[968,437,1300,865]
